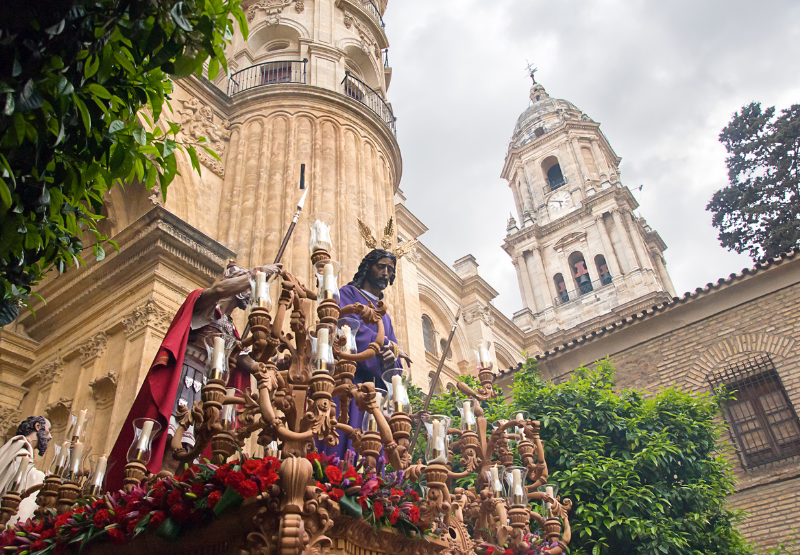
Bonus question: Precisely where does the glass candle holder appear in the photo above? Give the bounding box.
[84,454,113,497]
[314,259,341,303]
[312,324,336,374]
[484,463,506,498]
[267,440,280,459]
[423,414,452,465]
[513,410,529,438]
[337,317,361,354]
[126,418,162,464]
[220,388,243,432]
[457,399,478,432]
[6,455,30,493]
[49,440,71,477]
[308,212,334,253]
[67,409,93,443]
[249,270,274,311]
[382,369,411,415]
[63,442,85,482]
[361,388,388,432]
[538,483,559,515]
[204,333,237,382]
[474,339,494,371]
[504,465,529,506]
[492,419,509,432]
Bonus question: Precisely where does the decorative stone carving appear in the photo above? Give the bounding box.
[463,305,495,327]
[343,10,353,28]
[295,0,304,12]
[0,407,21,440]
[246,0,304,23]
[44,397,73,428]
[405,247,421,266]
[123,299,173,336]
[178,98,230,178]
[79,332,109,363]
[89,372,118,404]
[36,357,65,386]
[553,231,587,252]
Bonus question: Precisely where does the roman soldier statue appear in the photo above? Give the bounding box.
[107,261,281,490]
[0,416,51,524]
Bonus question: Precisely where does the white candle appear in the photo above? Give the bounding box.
[53,440,71,474]
[211,336,226,378]
[464,401,476,429]
[69,443,83,476]
[137,420,154,452]
[546,485,554,498]
[341,325,352,353]
[323,263,337,295]
[316,328,330,372]
[255,270,267,303]
[9,455,29,492]
[512,468,523,498]
[479,344,491,368]
[267,441,279,458]
[392,374,402,404]
[73,409,88,439]
[92,455,108,488]
[490,465,500,493]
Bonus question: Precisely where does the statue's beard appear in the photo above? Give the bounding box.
[235,292,249,310]
[366,274,388,291]
[36,429,50,456]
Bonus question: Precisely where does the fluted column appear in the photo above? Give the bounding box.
[532,247,555,308]
[510,184,524,222]
[570,138,589,183]
[513,256,536,312]
[518,175,535,214]
[611,209,639,272]
[625,214,653,272]
[594,214,622,277]
[590,138,610,180]
[523,252,545,312]
[653,253,677,297]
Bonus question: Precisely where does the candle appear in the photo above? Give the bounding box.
[69,443,84,477]
[8,455,30,492]
[255,270,268,307]
[211,336,226,379]
[512,468,523,504]
[73,409,88,440]
[322,263,336,300]
[546,485,554,498]
[53,440,71,476]
[221,388,237,431]
[341,324,352,354]
[392,374,402,404]
[490,465,500,495]
[92,455,108,488]
[479,342,491,368]
[136,420,154,458]
[463,400,476,430]
[316,328,330,373]
[267,441,279,459]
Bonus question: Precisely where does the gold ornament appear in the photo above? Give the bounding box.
[357,217,418,259]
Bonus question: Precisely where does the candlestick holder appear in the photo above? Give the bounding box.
[34,474,62,518]
[0,491,21,531]
[56,480,81,514]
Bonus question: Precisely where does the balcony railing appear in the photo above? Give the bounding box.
[227,59,307,96]
[361,0,386,27]
[553,276,613,307]
[342,71,396,135]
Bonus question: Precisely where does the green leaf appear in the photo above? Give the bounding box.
[73,94,91,133]
[87,83,112,99]
[339,495,363,518]
[3,93,14,116]
[170,2,194,31]
[0,178,11,209]
[212,486,243,516]
[132,127,146,146]
[84,54,100,79]
[108,120,125,134]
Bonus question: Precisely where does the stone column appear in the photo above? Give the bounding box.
[560,255,575,292]
[590,138,610,181]
[524,253,544,312]
[570,137,589,183]
[653,252,677,297]
[514,255,537,312]
[611,209,639,272]
[510,184,524,223]
[625,214,654,271]
[518,175,535,214]
[594,214,622,277]
[532,248,555,309]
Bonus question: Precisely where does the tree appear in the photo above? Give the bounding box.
[0,0,248,325]
[708,102,800,261]
[410,360,752,555]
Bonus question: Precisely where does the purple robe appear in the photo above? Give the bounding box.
[319,284,401,458]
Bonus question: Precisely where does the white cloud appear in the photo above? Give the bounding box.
[385,0,800,317]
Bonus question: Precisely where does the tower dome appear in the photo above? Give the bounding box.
[511,82,585,149]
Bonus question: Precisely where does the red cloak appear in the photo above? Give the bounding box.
[107,290,250,491]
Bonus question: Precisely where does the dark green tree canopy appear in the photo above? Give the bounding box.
[410,361,751,555]
[708,102,800,261]
[0,0,247,325]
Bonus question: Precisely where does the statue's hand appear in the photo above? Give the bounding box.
[251,263,282,279]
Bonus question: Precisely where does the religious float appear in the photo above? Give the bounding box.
[0,211,572,555]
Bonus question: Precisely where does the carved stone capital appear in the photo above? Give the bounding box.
[89,372,118,405]
[0,407,21,440]
[123,299,173,337]
[44,397,73,429]
[177,97,229,177]
[79,332,108,363]
[463,305,495,327]
[35,357,65,387]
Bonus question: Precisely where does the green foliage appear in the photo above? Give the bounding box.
[708,102,800,261]
[766,529,799,555]
[511,359,751,555]
[0,0,248,324]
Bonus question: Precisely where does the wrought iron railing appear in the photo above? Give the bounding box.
[342,71,396,135]
[361,0,385,27]
[553,276,613,306]
[227,59,307,96]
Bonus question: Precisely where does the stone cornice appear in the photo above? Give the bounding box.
[20,207,234,341]
[395,204,428,240]
[302,39,346,62]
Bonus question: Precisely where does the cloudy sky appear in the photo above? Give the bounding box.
[384,0,800,318]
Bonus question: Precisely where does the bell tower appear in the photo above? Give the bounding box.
[502,76,676,336]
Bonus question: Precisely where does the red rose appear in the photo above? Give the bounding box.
[389,508,400,525]
[41,528,56,540]
[358,496,369,511]
[149,511,166,529]
[126,520,138,534]
[486,547,495,555]
[74,507,86,514]
[265,456,281,472]
[225,471,246,490]
[191,482,205,496]
[325,466,343,485]
[108,528,127,545]
[409,506,420,523]
[236,479,259,499]
[344,466,357,479]
[151,486,166,504]
[328,489,344,502]
[29,521,44,533]
[207,491,222,509]
[31,540,46,552]
[373,501,384,519]
[306,453,322,463]
[91,499,106,510]
[170,504,190,524]
[316,481,328,491]
[167,489,182,505]
[216,464,232,480]
[411,491,419,501]
[93,509,110,528]
[55,513,70,527]
[242,459,261,474]
[1,528,16,546]
[355,474,363,486]
[260,469,279,487]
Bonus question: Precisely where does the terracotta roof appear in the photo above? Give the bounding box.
[498,248,800,374]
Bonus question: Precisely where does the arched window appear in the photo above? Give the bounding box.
[595,255,612,285]
[554,273,569,304]
[422,315,437,355]
[542,156,565,191]
[568,251,593,295]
